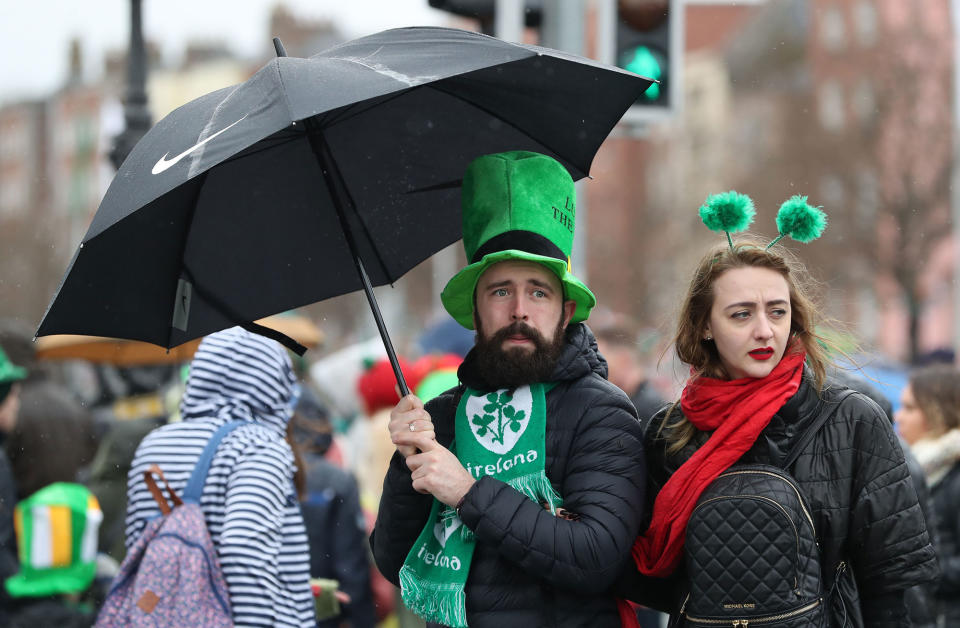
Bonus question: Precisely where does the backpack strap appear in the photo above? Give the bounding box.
[182,420,247,504]
[144,464,183,515]
[782,389,856,470]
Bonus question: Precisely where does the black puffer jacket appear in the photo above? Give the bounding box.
[930,462,960,624]
[371,323,646,627]
[621,369,939,627]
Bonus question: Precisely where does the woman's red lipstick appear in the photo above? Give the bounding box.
[749,347,774,360]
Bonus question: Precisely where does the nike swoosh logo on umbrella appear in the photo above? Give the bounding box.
[151,114,248,175]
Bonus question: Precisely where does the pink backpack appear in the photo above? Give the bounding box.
[95,421,243,627]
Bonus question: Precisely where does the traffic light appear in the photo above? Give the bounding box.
[428,0,542,35]
[615,0,680,118]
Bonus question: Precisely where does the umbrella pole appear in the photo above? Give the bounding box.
[304,127,411,398]
[272,37,411,396]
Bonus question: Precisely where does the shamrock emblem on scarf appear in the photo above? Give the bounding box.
[466,386,532,455]
[433,506,462,548]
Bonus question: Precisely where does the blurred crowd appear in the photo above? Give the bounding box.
[2,311,960,627]
[0,314,483,627]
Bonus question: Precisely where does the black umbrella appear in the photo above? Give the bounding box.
[37,27,652,394]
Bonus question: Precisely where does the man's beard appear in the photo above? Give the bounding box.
[473,318,567,390]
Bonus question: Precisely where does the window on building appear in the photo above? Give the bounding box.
[857,285,878,340]
[852,78,876,125]
[819,174,846,213]
[819,5,847,52]
[856,168,878,226]
[0,178,27,218]
[817,81,846,131]
[854,0,878,47]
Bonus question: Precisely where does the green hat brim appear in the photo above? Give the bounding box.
[5,560,96,598]
[441,250,596,330]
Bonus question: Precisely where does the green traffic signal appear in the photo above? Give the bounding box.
[620,45,663,101]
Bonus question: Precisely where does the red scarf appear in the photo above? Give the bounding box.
[617,350,805,627]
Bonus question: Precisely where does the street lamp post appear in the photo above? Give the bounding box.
[109,0,151,170]
[540,1,588,284]
[952,0,960,356]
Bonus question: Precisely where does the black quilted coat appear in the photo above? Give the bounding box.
[371,324,646,627]
[619,368,939,627]
[930,462,960,624]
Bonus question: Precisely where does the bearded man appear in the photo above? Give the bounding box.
[371,151,646,628]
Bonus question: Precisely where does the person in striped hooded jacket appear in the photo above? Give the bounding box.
[125,327,314,627]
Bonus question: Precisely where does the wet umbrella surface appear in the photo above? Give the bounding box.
[37,26,652,388]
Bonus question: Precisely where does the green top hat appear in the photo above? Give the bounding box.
[0,345,26,386]
[441,151,596,329]
[5,482,102,598]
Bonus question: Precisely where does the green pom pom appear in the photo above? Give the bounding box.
[775,195,827,243]
[698,191,755,234]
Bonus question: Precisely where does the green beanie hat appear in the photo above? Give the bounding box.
[5,482,103,598]
[441,151,596,329]
[0,345,26,404]
[0,345,26,384]
[415,368,460,402]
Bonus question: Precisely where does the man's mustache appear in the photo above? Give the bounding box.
[492,322,546,345]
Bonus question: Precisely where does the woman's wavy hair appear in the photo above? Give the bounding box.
[663,238,832,452]
[907,365,960,436]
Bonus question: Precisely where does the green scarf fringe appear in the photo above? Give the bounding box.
[457,472,561,544]
[508,471,562,513]
[400,564,469,628]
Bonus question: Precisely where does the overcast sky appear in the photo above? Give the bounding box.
[0,1,448,103]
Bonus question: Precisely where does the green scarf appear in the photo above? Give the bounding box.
[399,383,561,627]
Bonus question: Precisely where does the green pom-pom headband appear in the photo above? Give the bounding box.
[698,191,755,250]
[768,195,828,248]
[698,191,827,250]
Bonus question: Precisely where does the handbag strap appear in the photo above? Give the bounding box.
[182,420,246,504]
[144,464,183,515]
[782,389,855,470]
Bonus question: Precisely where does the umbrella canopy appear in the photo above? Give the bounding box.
[37,27,651,389]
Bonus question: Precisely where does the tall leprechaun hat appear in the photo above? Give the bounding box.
[5,482,103,598]
[441,151,596,329]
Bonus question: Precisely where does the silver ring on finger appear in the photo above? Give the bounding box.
[409,422,416,432]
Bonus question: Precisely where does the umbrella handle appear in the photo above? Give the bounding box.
[273,37,287,57]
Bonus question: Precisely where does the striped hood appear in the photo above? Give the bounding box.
[180,327,296,435]
[127,326,314,626]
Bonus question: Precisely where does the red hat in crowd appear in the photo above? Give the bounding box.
[410,353,462,386]
[356,357,417,415]
[412,353,462,402]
